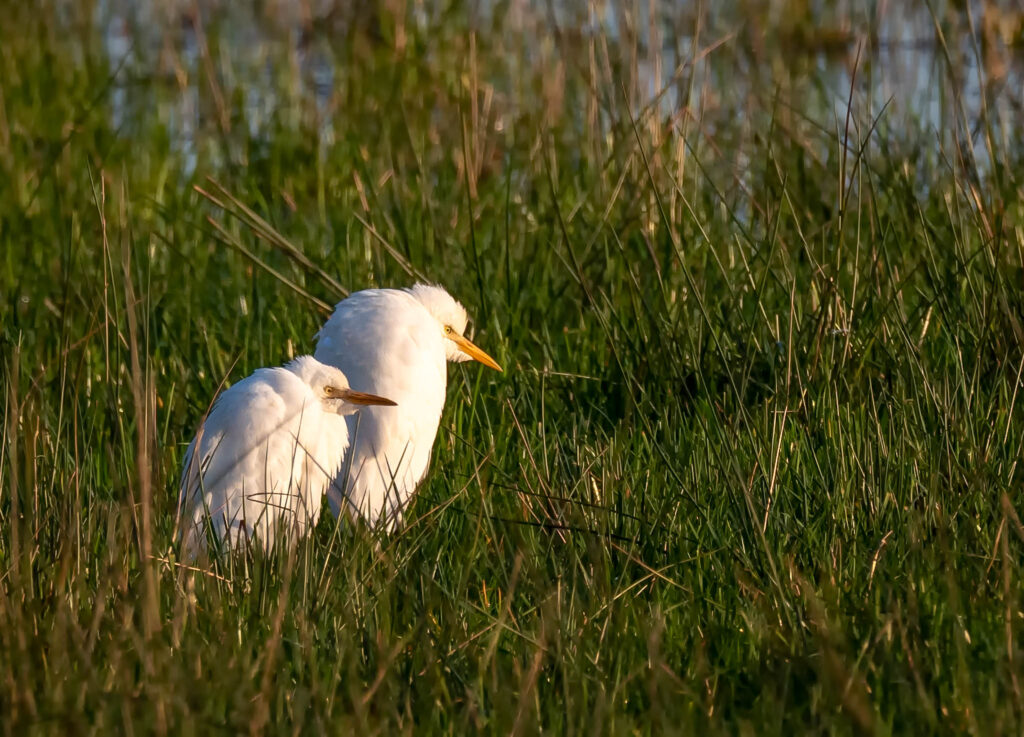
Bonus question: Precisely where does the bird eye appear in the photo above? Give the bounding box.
[324,385,335,396]
[444,325,453,335]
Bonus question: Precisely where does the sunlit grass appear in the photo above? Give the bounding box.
[2,0,1024,733]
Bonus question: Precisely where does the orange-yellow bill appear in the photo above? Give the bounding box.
[451,334,503,372]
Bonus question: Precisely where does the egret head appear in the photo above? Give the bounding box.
[287,356,397,415]
[406,283,503,371]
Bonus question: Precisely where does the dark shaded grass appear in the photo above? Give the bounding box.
[3,0,1024,733]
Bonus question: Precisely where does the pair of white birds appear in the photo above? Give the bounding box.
[177,284,502,557]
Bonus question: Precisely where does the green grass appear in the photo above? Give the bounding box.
[3,0,1024,733]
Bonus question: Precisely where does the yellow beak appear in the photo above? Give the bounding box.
[451,333,503,372]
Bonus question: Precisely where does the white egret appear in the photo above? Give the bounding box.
[313,283,502,529]
[178,355,396,557]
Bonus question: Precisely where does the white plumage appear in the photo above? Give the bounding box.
[178,355,396,557]
[313,284,502,529]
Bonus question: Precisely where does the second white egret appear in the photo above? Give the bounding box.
[178,355,396,557]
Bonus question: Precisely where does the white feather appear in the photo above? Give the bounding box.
[313,284,491,529]
[179,356,354,557]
